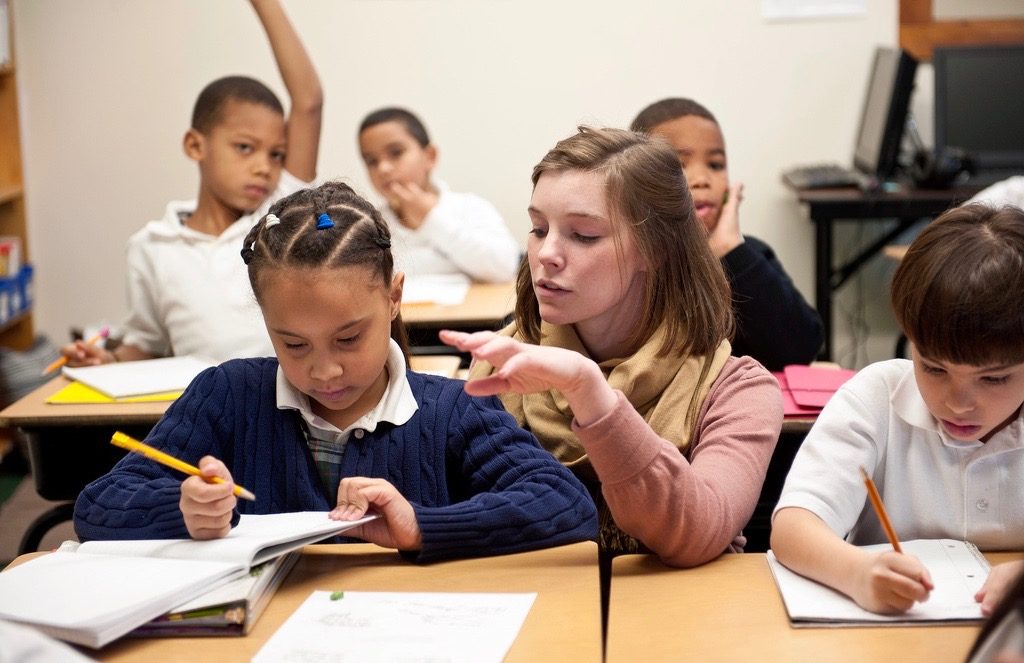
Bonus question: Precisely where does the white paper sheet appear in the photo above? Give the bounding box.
[254,590,536,663]
[402,274,471,306]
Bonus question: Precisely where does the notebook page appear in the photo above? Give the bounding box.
[767,539,989,625]
[77,512,377,566]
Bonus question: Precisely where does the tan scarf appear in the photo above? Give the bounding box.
[469,321,732,554]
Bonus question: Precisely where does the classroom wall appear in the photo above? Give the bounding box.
[12,0,899,367]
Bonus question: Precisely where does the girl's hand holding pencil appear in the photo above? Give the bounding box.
[110,431,255,540]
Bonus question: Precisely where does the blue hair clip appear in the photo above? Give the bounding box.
[316,213,335,230]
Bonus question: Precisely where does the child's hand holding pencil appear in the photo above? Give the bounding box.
[52,326,112,372]
[111,432,255,540]
[853,467,934,614]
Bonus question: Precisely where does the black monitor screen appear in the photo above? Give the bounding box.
[853,47,917,179]
[934,45,1024,170]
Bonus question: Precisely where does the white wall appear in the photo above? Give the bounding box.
[12,0,899,367]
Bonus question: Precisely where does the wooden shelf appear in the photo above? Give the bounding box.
[0,307,29,335]
[0,183,22,205]
[0,4,33,351]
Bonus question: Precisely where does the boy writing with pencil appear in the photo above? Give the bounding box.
[60,0,322,366]
[771,204,1024,615]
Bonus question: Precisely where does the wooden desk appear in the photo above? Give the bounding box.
[401,281,516,328]
[402,281,516,360]
[0,355,463,554]
[606,551,1020,663]
[792,185,978,360]
[34,542,601,662]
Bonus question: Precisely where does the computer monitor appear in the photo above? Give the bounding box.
[852,46,918,180]
[934,45,1024,176]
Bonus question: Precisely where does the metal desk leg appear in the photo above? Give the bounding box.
[18,502,75,555]
[815,217,834,360]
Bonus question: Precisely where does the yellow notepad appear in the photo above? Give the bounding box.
[46,381,182,404]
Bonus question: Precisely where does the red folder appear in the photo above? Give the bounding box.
[783,365,857,408]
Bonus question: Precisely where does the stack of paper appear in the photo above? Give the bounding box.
[773,364,857,418]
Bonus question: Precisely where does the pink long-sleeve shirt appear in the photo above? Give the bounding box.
[573,355,782,567]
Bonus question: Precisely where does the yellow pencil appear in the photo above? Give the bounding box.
[859,466,901,553]
[42,326,110,376]
[111,431,256,501]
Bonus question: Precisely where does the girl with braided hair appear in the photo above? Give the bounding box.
[74,181,597,562]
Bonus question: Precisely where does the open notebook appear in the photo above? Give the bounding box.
[767,539,990,627]
[61,355,213,399]
[0,511,375,648]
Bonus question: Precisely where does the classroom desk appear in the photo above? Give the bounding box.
[401,281,516,358]
[8,541,601,662]
[606,550,1020,663]
[401,281,516,328]
[791,184,979,360]
[0,355,462,555]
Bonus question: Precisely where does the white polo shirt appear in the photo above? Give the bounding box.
[276,339,418,442]
[774,359,1024,550]
[121,170,307,363]
[379,179,520,284]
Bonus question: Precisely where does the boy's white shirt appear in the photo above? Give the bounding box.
[774,358,1024,550]
[275,339,418,445]
[121,170,307,363]
[379,178,520,284]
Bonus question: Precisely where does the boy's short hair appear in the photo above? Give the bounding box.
[891,203,1024,365]
[630,97,718,134]
[191,75,284,134]
[358,107,430,147]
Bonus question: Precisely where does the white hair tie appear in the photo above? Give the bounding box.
[265,213,281,228]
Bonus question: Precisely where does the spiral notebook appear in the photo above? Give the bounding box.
[767,539,990,627]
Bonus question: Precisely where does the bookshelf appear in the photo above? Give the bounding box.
[0,0,33,351]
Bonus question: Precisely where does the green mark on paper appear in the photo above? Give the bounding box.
[330,591,344,601]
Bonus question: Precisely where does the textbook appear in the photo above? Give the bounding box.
[131,551,300,637]
[0,511,376,648]
[61,355,214,399]
[767,538,990,627]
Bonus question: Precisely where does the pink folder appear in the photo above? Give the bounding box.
[783,365,857,408]
[772,372,824,418]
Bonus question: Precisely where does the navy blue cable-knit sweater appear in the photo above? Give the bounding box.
[73,359,597,562]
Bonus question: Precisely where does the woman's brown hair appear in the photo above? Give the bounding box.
[515,126,733,357]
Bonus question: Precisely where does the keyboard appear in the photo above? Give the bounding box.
[782,163,864,190]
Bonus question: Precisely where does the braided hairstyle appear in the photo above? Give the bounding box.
[241,180,410,358]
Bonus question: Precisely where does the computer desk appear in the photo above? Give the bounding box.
[8,541,602,662]
[606,550,1020,663]
[792,184,979,360]
[0,355,462,555]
